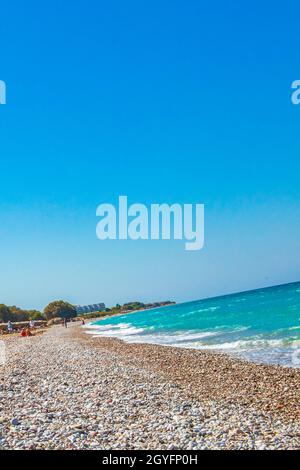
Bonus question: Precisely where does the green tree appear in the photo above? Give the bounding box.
[8,306,29,322]
[44,300,76,320]
[27,310,45,320]
[0,304,44,323]
[0,304,11,322]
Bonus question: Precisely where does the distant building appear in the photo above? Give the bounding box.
[75,303,105,314]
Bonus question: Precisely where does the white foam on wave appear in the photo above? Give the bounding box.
[199,306,220,312]
[124,330,219,345]
[83,323,120,331]
[111,336,290,353]
[82,322,297,368]
[188,338,288,351]
[84,323,220,345]
[85,322,145,337]
[181,306,220,318]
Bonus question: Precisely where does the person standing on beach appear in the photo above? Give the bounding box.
[64,318,68,328]
[7,321,13,334]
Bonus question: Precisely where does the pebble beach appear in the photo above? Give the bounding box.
[0,323,299,450]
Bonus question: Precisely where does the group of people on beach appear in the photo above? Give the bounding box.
[20,319,36,337]
[4,317,86,336]
[6,319,35,337]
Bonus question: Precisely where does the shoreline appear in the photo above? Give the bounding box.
[1,323,299,450]
[79,325,300,424]
[84,320,298,370]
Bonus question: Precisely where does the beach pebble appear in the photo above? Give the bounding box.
[11,419,20,427]
[0,324,299,450]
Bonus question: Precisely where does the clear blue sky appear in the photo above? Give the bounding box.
[1,1,300,310]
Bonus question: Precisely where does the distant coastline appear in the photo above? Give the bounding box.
[81,300,176,321]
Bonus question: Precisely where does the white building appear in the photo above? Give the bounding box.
[75,303,105,314]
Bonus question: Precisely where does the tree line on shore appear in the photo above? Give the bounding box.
[0,301,76,323]
[0,304,44,323]
[105,300,175,315]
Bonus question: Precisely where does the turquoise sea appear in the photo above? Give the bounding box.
[86,282,300,367]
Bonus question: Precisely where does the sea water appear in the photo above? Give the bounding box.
[86,282,300,367]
